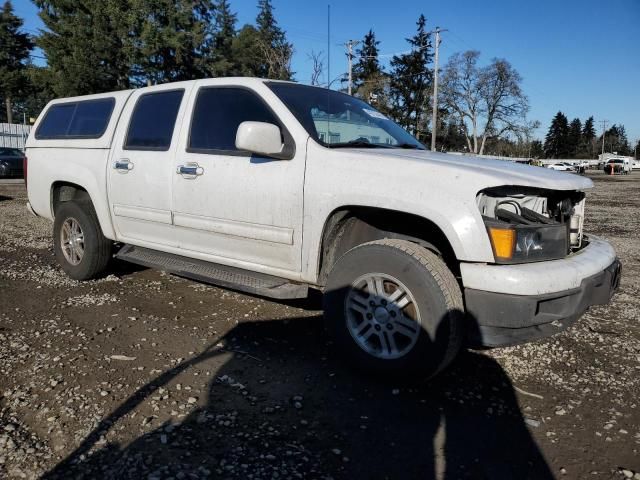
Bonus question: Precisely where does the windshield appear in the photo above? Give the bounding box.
[267,82,424,149]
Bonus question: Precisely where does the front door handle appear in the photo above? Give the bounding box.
[177,163,204,177]
[114,159,134,172]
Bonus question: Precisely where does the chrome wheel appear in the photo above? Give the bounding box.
[345,273,421,360]
[60,217,85,266]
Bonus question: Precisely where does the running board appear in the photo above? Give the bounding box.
[115,245,308,300]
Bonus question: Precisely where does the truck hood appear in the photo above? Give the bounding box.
[349,148,593,191]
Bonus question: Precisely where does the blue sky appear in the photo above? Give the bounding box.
[14,0,640,143]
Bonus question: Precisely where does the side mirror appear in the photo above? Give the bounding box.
[235,121,284,157]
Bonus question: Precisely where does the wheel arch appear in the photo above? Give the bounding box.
[316,206,460,286]
[50,180,116,240]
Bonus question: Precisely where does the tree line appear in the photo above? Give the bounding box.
[0,0,293,123]
[0,0,535,156]
[346,21,532,155]
[7,0,632,160]
[543,111,637,159]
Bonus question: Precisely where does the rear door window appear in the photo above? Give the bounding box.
[35,98,115,139]
[124,90,184,151]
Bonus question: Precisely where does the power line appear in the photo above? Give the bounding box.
[356,39,435,60]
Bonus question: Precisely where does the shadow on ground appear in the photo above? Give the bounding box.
[43,313,553,480]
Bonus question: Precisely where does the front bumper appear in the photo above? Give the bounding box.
[463,242,621,347]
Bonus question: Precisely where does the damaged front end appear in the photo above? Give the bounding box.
[477,186,586,264]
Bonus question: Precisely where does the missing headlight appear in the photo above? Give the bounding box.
[485,220,568,263]
[478,186,586,263]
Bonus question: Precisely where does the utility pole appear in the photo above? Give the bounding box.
[430,27,447,151]
[344,39,360,96]
[600,120,609,156]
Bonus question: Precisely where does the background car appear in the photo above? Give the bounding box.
[0,147,25,178]
[547,163,572,171]
[604,159,630,175]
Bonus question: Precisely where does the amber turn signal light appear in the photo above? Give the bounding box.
[488,227,515,260]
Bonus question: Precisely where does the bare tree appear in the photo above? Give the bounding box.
[441,51,529,155]
[257,39,294,80]
[307,50,324,86]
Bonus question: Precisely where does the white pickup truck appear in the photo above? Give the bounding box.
[25,78,621,380]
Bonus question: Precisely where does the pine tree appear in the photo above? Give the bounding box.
[600,124,631,156]
[18,64,53,122]
[579,116,596,158]
[255,0,293,79]
[202,0,238,77]
[352,29,388,110]
[388,14,433,141]
[582,116,596,142]
[0,1,34,123]
[439,118,467,152]
[530,140,544,159]
[353,30,381,90]
[567,118,582,158]
[544,111,569,158]
[36,0,211,93]
[232,24,262,76]
[132,0,209,84]
[35,0,133,96]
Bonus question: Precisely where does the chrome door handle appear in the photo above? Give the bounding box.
[114,159,134,172]
[177,163,204,177]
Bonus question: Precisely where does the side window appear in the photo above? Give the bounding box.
[189,87,280,152]
[67,100,115,137]
[35,98,115,139]
[125,90,184,151]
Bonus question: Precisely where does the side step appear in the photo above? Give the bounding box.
[115,245,308,300]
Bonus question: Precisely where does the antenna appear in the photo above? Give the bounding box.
[327,4,330,89]
[326,4,331,143]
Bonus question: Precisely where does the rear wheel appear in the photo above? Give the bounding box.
[53,200,112,280]
[323,239,463,381]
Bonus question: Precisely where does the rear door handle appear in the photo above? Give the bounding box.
[114,159,134,172]
[177,163,204,177]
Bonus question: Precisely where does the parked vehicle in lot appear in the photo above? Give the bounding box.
[604,158,631,175]
[547,163,573,171]
[25,78,621,380]
[0,147,25,178]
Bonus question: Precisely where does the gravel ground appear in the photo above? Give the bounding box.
[0,172,638,480]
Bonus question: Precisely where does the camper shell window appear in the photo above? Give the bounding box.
[35,98,116,139]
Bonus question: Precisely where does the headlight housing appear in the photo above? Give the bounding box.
[485,220,568,264]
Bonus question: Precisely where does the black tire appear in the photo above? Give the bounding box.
[323,239,463,381]
[53,200,112,280]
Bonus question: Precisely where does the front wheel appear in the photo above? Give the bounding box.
[323,239,463,381]
[53,201,112,280]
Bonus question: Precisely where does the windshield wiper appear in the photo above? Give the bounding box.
[327,140,391,149]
